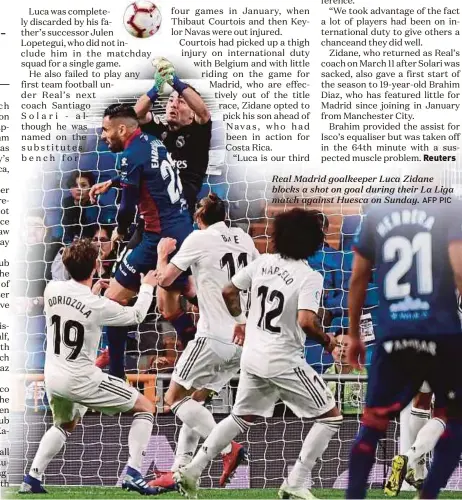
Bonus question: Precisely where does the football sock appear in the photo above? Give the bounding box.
[406,417,445,466]
[29,426,68,480]
[184,414,251,479]
[170,313,196,348]
[171,397,216,439]
[171,424,200,472]
[127,413,154,472]
[407,407,430,460]
[346,425,385,499]
[288,417,342,489]
[106,326,128,379]
[420,420,462,499]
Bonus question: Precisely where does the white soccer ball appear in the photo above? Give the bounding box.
[123,1,162,38]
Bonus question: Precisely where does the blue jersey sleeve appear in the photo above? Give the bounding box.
[117,155,142,234]
[353,212,375,262]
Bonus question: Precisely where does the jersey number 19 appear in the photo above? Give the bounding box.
[51,315,85,361]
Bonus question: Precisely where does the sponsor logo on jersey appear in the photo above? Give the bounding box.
[176,136,185,148]
[382,339,436,355]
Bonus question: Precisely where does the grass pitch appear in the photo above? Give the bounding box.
[4,487,462,499]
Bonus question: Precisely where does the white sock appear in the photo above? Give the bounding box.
[408,407,430,447]
[184,414,251,479]
[29,426,68,480]
[172,424,201,472]
[287,417,342,489]
[172,397,217,439]
[127,412,154,473]
[406,418,446,466]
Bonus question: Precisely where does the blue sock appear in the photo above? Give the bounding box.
[107,326,128,379]
[346,425,385,499]
[126,466,141,478]
[170,313,196,348]
[420,420,462,499]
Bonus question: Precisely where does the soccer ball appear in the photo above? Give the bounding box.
[124,1,162,38]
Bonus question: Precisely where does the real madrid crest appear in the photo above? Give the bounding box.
[161,132,168,141]
[176,136,185,148]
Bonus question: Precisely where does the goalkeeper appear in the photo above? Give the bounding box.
[136,57,212,221]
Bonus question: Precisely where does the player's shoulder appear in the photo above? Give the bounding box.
[289,259,323,287]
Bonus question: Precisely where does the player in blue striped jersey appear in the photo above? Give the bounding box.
[346,197,462,499]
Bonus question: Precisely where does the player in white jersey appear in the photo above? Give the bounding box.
[20,240,163,496]
[150,194,259,489]
[174,209,343,500]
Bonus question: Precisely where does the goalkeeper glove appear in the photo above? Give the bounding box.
[146,68,168,103]
[155,57,189,94]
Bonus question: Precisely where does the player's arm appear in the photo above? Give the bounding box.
[98,272,157,326]
[298,272,335,352]
[114,163,142,241]
[346,252,372,369]
[348,252,372,339]
[134,70,168,124]
[157,58,210,124]
[223,260,258,322]
[156,233,202,287]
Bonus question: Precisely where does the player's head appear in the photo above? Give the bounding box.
[194,193,226,229]
[67,170,95,205]
[102,103,139,152]
[62,239,99,282]
[272,208,324,260]
[165,89,195,129]
[91,225,114,261]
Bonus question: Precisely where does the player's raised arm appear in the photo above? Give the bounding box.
[134,69,168,124]
[156,58,210,124]
[98,271,157,326]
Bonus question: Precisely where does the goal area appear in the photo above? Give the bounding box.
[9,92,462,493]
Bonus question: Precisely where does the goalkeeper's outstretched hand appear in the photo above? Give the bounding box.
[153,57,188,94]
[153,57,176,86]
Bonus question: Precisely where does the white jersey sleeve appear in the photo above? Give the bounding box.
[298,272,323,313]
[231,258,259,291]
[97,283,154,326]
[170,231,204,271]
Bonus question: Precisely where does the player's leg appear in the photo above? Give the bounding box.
[152,347,244,490]
[171,388,211,472]
[20,396,85,494]
[165,339,238,452]
[149,388,212,490]
[176,369,275,496]
[419,338,462,499]
[83,373,162,495]
[401,386,446,490]
[274,363,343,498]
[105,233,157,379]
[156,277,196,347]
[347,341,424,499]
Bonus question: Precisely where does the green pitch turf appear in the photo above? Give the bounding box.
[4,487,462,499]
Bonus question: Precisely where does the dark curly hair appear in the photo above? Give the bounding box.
[272,208,324,260]
[62,239,98,281]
